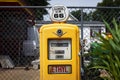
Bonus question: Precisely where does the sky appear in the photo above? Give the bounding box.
[48,0,102,7]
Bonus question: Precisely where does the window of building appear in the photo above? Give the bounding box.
[90,27,101,38]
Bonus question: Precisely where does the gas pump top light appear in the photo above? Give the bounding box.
[49,5,69,22]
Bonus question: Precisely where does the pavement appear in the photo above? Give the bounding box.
[0,67,39,80]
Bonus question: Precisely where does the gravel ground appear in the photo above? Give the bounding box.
[0,67,39,80]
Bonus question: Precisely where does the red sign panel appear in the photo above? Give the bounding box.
[48,65,71,74]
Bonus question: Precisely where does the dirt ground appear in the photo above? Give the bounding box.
[0,67,39,80]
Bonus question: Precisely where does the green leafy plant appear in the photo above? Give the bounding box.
[88,19,120,80]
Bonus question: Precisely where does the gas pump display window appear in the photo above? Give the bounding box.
[48,39,71,60]
[51,43,68,47]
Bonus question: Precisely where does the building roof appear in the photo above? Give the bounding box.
[0,0,32,15]
[0,0,25,6]
[34,20,105,27]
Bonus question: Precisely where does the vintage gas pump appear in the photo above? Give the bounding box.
[39,5,81,80]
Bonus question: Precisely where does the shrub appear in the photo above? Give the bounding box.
[88,19,120,80]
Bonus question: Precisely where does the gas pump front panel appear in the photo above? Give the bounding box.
[40,23,80,80]
[48,39,71,60]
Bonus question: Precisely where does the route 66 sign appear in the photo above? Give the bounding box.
[49,5,69,22]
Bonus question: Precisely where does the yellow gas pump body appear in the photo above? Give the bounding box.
[39,23,80,80]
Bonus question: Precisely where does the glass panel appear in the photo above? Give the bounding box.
[48,39,71,60]
[48,65,72,74]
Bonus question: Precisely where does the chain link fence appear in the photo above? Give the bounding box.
[0,6,120,80]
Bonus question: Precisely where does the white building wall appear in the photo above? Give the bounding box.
[79,25,106,44]
[83,27,90,42]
